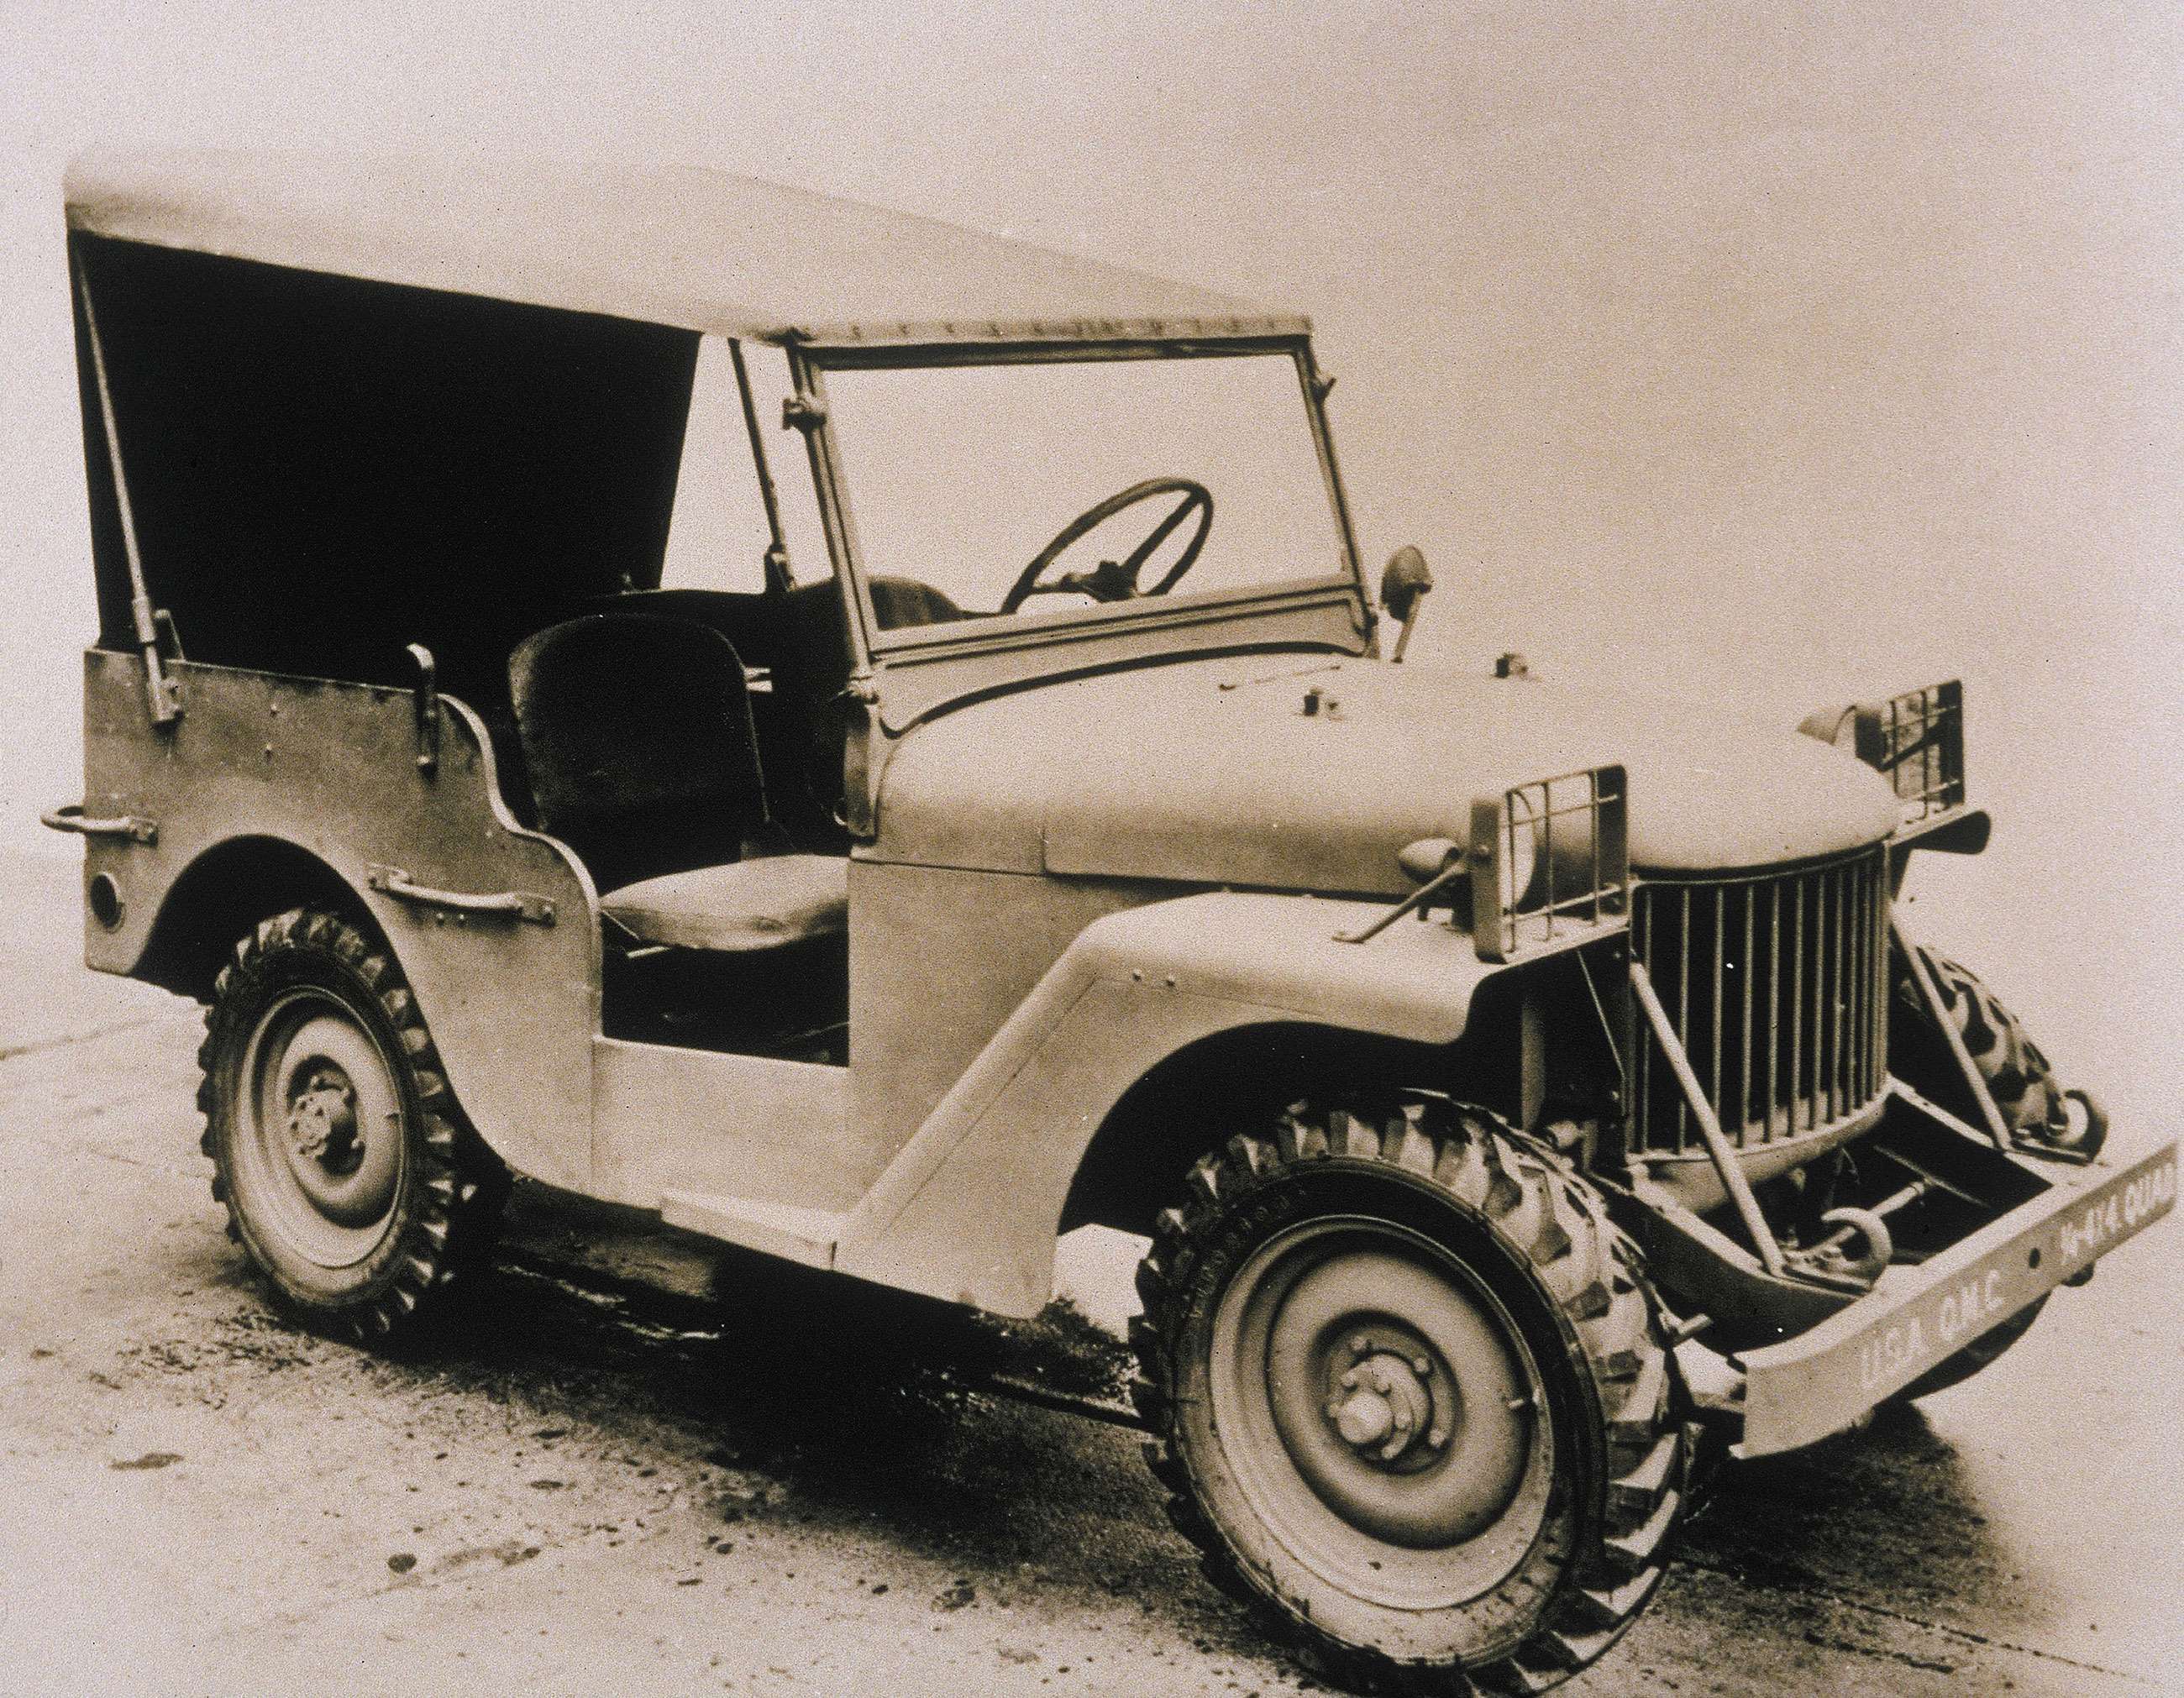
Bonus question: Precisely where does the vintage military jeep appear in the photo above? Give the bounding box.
[45,149,2176,1695]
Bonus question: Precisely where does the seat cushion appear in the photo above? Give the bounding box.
[600,855,848,953]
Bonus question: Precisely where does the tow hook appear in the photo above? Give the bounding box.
[2018,1089,2108,1166]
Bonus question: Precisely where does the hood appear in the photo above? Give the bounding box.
[868,655,1902,891]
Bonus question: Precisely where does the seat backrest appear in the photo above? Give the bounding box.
[509,613,769,893]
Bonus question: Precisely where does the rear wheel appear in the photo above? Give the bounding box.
[1131,1099,1685,1695]
[198,907,507,1339]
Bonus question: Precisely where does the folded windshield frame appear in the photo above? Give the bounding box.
[784,334,1368,682]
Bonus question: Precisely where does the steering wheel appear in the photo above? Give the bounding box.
[1000,477,1214,614]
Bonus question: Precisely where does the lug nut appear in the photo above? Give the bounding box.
[1411,1355,1431,1376]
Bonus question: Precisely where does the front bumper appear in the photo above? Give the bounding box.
[1734,1132,2176,1457]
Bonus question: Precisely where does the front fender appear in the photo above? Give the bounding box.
[835,890,1504,1315]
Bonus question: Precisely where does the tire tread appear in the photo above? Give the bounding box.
[1131,1098,1684,1695]
[198,905,508,1341]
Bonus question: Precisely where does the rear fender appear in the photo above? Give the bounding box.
[835,890,1505,1315]
[76,651,599,1190]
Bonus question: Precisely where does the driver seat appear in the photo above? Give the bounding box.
[508,613,848,954]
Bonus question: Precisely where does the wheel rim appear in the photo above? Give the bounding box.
[234,988,407,1268]
[1208,1215,1556,1612]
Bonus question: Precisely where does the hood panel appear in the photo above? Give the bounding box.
[869,656,1901,889]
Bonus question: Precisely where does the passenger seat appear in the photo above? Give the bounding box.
[508,613,847,952]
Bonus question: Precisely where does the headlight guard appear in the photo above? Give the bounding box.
[1469,764,1630,963]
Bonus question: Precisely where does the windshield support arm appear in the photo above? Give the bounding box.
[727,338,795,596]
[1294,342,1370,638]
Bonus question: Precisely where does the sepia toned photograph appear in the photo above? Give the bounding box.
[2,3,2177,1694]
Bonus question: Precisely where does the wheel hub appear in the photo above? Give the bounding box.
[1326,1343,1443,1465]
[239,995,408,1261]
[1231,1236,1541,1561]
[286,1067,361,1172]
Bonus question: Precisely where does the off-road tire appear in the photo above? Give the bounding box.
[1892,941,2065,1139]
[197,907,509,1340]
[1888,942,2058,1400]
[1131,1098,1686,1695]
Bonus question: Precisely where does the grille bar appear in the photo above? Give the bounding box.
[1630,847,1889,1154]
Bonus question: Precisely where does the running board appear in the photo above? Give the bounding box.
[659,1191,843,1268]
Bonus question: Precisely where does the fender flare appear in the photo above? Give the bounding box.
[835,889,1510,1315]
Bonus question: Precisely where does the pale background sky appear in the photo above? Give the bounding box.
[3,0,2178,1098]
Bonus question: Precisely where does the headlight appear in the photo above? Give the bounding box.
[1798,679,1965,825]
[1468,766,1630,962]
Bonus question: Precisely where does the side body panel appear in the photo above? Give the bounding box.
[836,890,1499,1315]
[591,1037,856,1213]
[845,862,1172,1166]
[79,651,599,1189]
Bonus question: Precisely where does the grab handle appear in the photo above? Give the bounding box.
[40,804,158,845]
[367,864,555,925]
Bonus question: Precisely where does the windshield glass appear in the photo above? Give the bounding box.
[820,351,1352,637]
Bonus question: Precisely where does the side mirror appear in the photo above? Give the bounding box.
[1378,545,1434,663]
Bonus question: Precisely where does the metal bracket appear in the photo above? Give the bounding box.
[1893,920,2011,1152]
[405,642,440,775]
[1629,960,1788,1277]
[367,864,555,925]
[781,392,827,432]
[40,804,158,846]
[153,609,186,663]
[1333,852,1470,944]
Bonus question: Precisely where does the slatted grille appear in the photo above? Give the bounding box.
[1631,846,1890,1154]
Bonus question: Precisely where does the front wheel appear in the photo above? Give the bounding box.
[1131,1100,1686,1695]
[1888,941,2080,1400]
[197,907,508,1339]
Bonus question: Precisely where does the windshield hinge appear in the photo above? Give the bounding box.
[781,393,827,433]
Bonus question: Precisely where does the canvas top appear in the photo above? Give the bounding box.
[65,148,1308,347]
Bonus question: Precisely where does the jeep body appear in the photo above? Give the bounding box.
[46,149,2176,1695]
